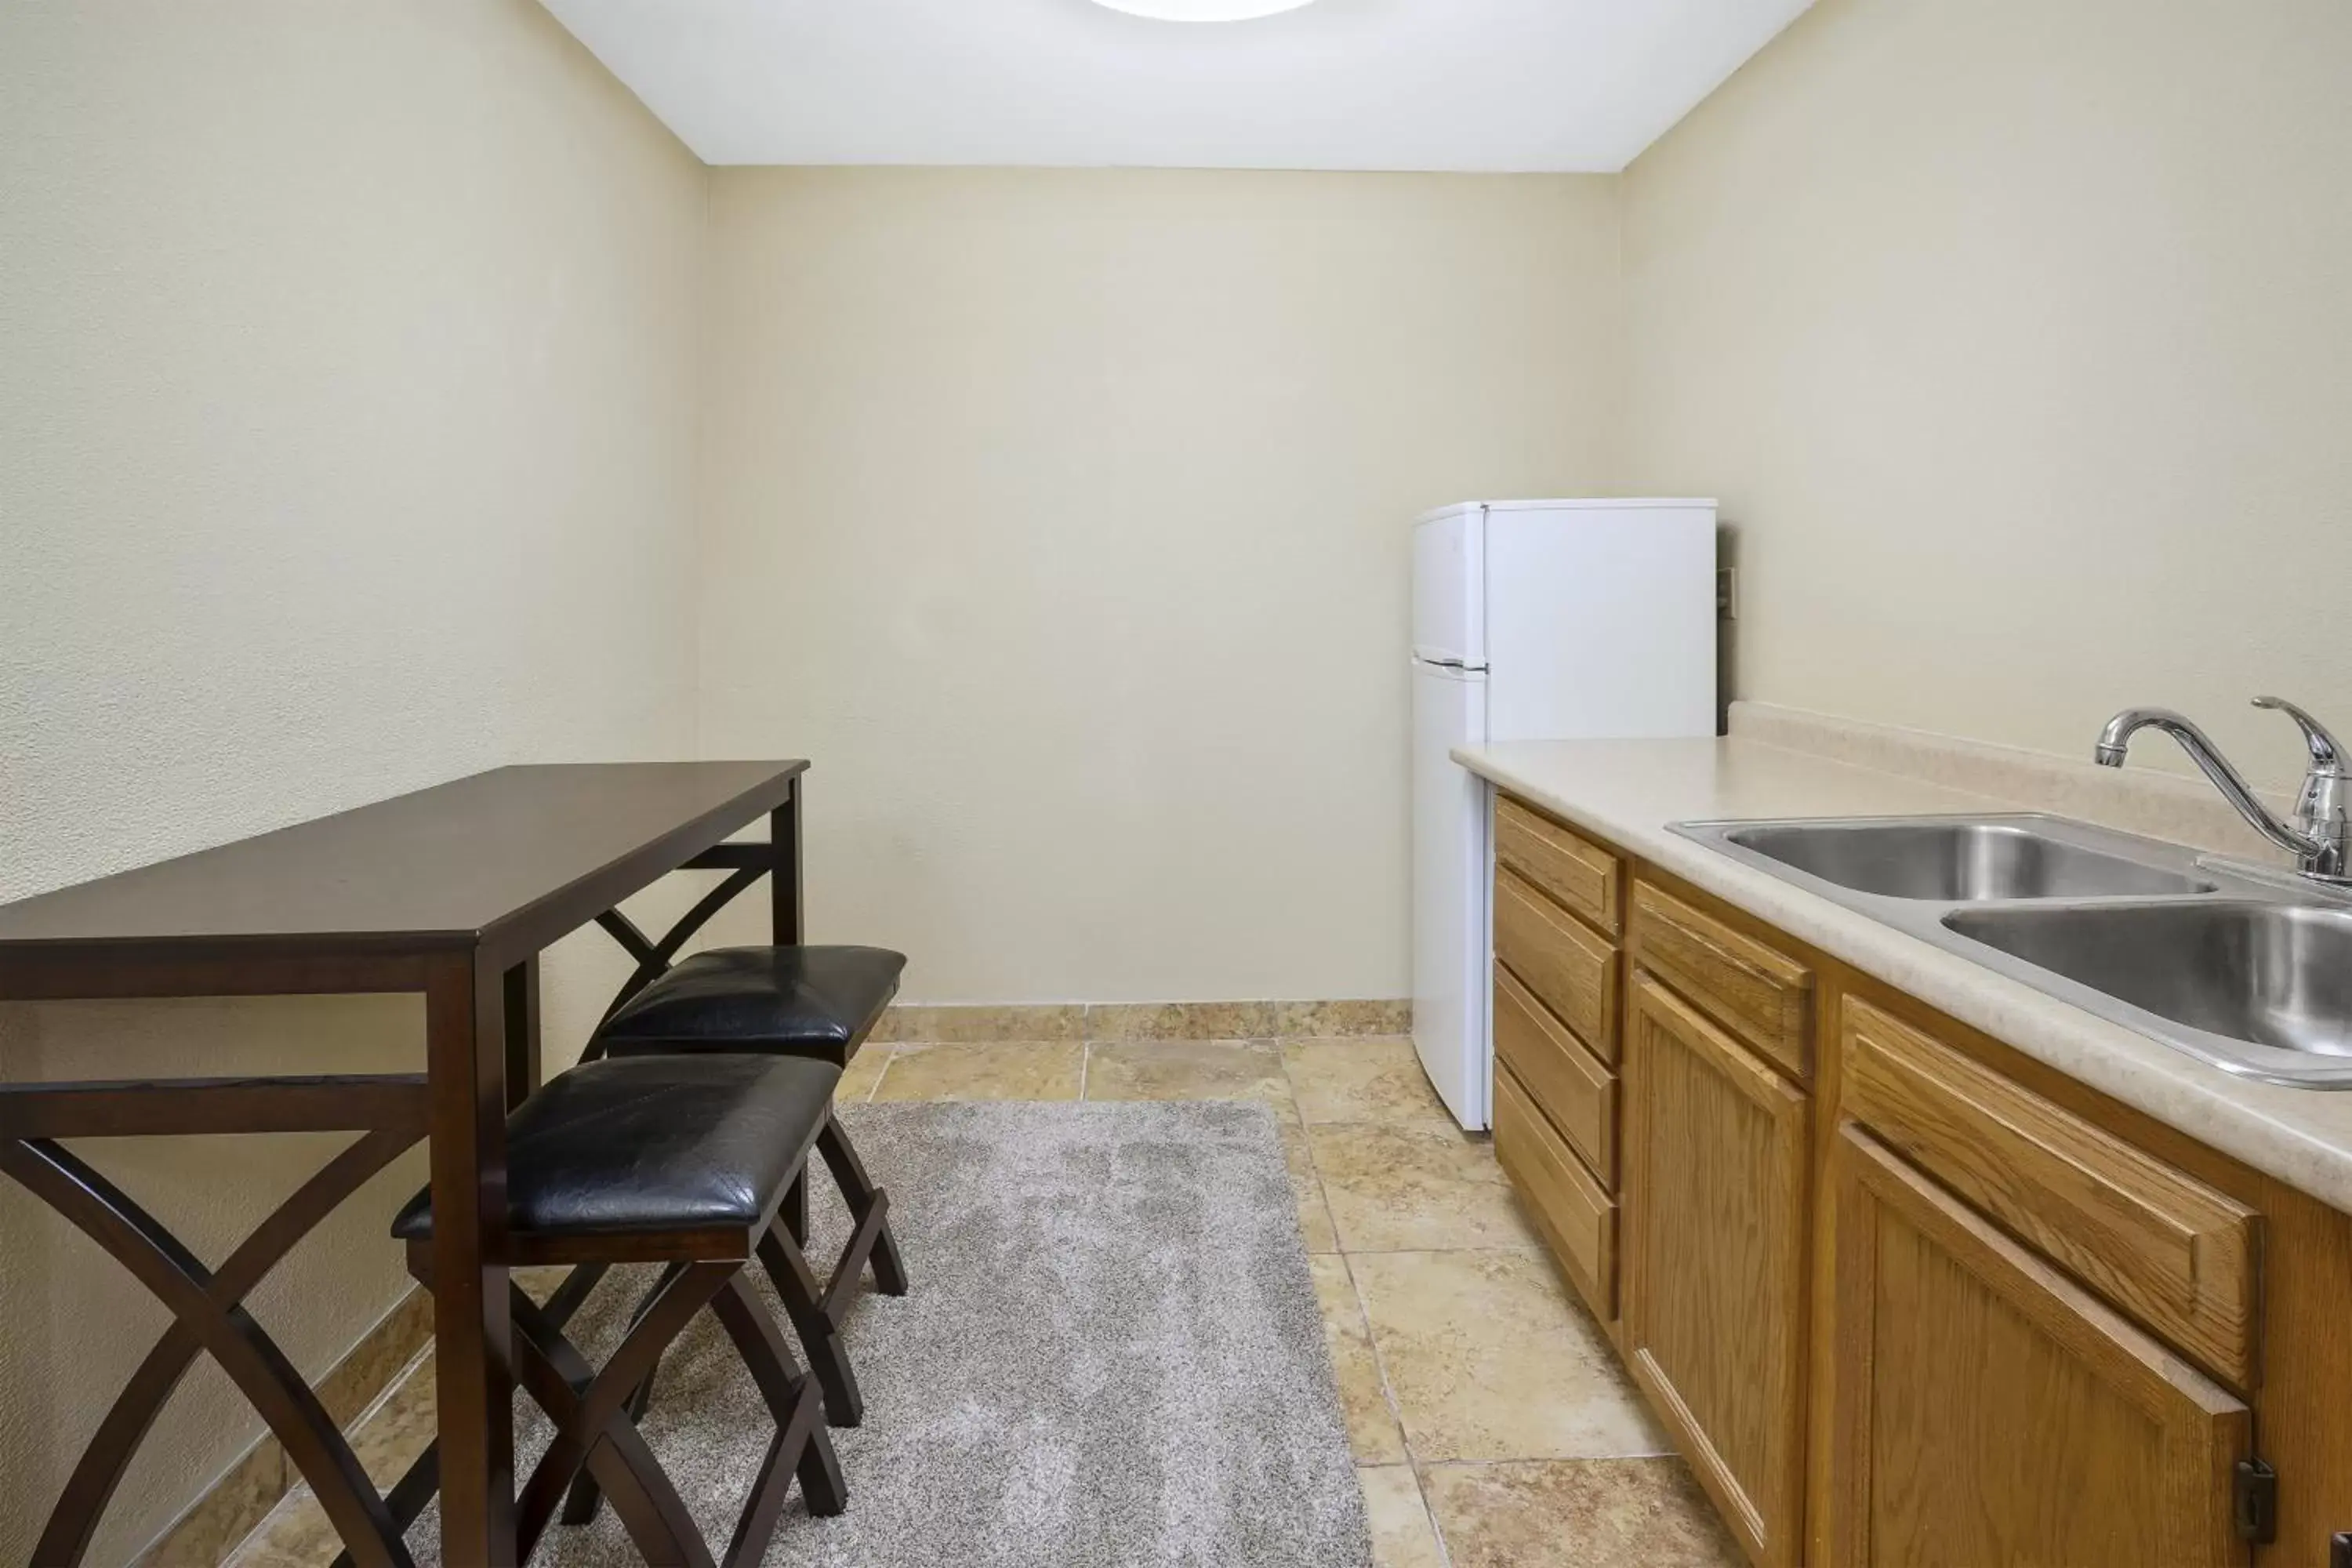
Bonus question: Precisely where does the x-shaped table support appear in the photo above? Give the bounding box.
[2,1076,429,1567]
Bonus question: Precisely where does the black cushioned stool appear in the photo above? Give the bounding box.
[387,1054,849,1568]
[592,946,911,1428]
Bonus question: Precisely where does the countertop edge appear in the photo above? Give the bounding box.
[1458,740,2352,1216]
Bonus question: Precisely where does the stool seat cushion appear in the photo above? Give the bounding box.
[597,945,906,1066]
[391,1054,840,1243]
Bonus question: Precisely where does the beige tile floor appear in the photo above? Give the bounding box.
[222,1036,1740,1567]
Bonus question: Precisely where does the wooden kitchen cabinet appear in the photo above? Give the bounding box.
[1824,1124,2253,1568]
[1487,790,2352,1566]
[1622,973,1811,1568]
[1839,996,2259,1389]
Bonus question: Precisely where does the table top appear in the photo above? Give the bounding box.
[0,762,804,980]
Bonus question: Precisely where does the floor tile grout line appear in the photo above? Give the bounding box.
[1345,1251,1454,1568]
[1315,1086,1661,1562]
[1272,1044,1342,1250]
[1294,1033,1454,1567]
[1269,1054,1437,1563]
[1272,1036,1303,1108]
[1327,1243,1548,1256]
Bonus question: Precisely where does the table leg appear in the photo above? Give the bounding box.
[504,956,542,1109]
[771,779,804,945]
[426,953,517,1564]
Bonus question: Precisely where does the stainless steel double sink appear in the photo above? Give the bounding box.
[1670,815,2352,1087]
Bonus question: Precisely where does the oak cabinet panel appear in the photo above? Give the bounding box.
[1496,794,1621,935]
[1496,1063,1617,1320]
[1623,973,1810,1568]
[1825,1126,2252,1568]
[1494,866,1618,1062]
[1841,996,2259,1390]
[1494,962,1616,1184]
[1632,880,1813,1082]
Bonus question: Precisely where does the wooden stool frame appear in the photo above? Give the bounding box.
[356,1154,849,1568]
[575,849,913,1443]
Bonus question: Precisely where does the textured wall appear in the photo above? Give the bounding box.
[1621,0,2352,782]
[0,2,706,1558]
[30,0,2352,1550]
[696,168,1625,1004]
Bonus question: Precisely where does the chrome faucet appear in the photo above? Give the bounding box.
[2095,697,2352,882]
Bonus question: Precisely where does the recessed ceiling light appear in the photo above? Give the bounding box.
[1089,0,1316,20]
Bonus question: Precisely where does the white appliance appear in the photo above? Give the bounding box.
[1410,499,1719,1130]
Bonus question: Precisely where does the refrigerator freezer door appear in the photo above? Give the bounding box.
[1411,505,1486,669]
[1483,503,1717,741]
[1410,658,1492,1131]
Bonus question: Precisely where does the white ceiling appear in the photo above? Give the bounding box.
[539,0,1816,173]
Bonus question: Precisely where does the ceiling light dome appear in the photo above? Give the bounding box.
[1089,0,1316,20]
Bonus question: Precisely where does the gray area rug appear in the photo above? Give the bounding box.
[412,1100,1370,1566]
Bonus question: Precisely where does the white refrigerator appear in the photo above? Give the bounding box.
[1411,499,1718,1131]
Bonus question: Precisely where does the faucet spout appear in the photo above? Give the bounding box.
[2094,702,2349,880]
[2095,707,2202,771]
[2092,719,2136,769]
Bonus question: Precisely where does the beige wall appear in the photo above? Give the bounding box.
[1623,0,2352,783]
[0,2,706,1559]
[29,0,2352,1548]
[697,169,1624,1004]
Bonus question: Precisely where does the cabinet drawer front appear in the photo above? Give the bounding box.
[1494,963,1617,1185]
[1841,997,2259,1388]
[1631,880,1812,1081]
[1495,867,1619,1062]
[1496,1063,1617,1320]
[1496,795,1621,936]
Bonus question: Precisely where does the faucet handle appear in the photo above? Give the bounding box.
[2253,696,2348,772]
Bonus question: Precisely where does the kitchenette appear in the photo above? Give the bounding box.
[15,1,2352,1564]
[1454,702,2352,1568]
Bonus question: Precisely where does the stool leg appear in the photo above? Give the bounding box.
[817,1115,909,1297]
[540,1261,612,1332]
[722,1406,825,1568]
[710,1274,848,1544]
[757,1225,863,1427]
[511,1321,704,1567]
[782,1168,810,1247]
[562,1261,688,1526]
[503,1300,692,1566]
[510,1269,728,1567]
[363,1269,717,1568]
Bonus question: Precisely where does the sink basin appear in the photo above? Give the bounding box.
[1945,902,2352,1062]
[1718,819,2215,902]
[1671,812,2352,1084]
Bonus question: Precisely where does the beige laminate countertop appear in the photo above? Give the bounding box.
[1457,735,2352,1215]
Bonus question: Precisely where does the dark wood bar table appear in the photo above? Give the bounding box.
[0,760,809,1568]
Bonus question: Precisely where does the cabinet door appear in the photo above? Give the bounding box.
[1826,1125,2252,1568]
[1623,974,1810,1568]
